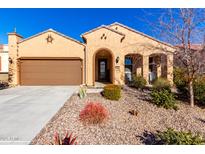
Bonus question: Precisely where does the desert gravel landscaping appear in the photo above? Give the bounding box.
[31,86,205,145]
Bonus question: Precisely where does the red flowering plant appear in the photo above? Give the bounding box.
[79,102,109,124]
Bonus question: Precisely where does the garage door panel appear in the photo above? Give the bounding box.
[21,67,79,73]
[21,73,81,80]
[21,61,81,66]
[21,73,81,78]
[21,61,81,67]
[21,79,81,85]
[20,59,82,85]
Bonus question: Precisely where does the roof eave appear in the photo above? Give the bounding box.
[81,24,125,39]
[18,29,85,46]
[109,22,175,50]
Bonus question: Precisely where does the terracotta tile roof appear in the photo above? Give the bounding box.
[175,44,204,51]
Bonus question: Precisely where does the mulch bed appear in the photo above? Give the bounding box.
[31,87,205,145]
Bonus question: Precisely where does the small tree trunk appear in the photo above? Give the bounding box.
[189,81,194,107]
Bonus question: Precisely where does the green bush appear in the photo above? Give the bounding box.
[173,67,205,105]
[0,81,9,90]
[173,67,188,94]
[194,76,205,105]
[152,78,171,92]
[151,89,177,110]
[103,84,121,100]
[131,75,147,89]
[174,67,205,105]
[154,128,205,145]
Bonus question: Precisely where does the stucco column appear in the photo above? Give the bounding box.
[119,55,125,85]
[142,55,149,84]
[136,67,142,76]
[86,49,94,86]
[167,54,173,85]
[8,32,23,86]
[157,64,161,78]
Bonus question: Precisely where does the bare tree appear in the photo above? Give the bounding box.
[138,9,205,107]
[160,9,205,107]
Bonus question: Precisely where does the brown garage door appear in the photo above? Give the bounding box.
[20,58,82,85]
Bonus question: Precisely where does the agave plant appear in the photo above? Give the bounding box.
[79,86,87,99]
[52,131,77,145]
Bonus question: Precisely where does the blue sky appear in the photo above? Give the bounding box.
[0,8,163,44]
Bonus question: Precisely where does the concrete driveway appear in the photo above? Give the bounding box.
[0,86,78,145]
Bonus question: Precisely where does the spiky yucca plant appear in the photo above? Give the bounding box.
[79,86,87,99]
[52,131,77,145]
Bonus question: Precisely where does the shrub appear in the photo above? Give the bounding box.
[152,78,171,92]
[154,128,205,145]
[103,84,121,100]
[0,81,9,90]
[174,67,205,105]
[52,131,77,145]
[79,102,109,124]
[78,86,87,99]
[131,75,147,89]
[173,67,188,94]
[151,89,177,110]
[194,76,205,105]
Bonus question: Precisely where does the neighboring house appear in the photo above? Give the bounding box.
[8,22,175,86]
[0,44,9,81]
[174,44,205,74]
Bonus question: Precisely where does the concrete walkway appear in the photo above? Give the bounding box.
[0,86,78,145]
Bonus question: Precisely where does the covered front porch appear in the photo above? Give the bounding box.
[91,48,173,87]
[124,52,173,85]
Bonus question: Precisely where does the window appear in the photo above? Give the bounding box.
[125,56,133,82]
[125,57,132,72]
[125,57,132,65]
[100,61,106,73]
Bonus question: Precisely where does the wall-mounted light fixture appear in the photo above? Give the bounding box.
[116,56,119,64]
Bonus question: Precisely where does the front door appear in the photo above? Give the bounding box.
[98,59,108,82]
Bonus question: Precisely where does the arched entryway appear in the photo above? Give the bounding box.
[94,49,114,84]
[149,53,168,83]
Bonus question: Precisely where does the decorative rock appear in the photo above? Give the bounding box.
[31,87,205,145]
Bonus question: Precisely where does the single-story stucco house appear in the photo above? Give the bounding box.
[0,44,9,81]
[8,22,175,86]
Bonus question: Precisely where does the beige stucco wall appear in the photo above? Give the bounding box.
[84,24,175,86]
[18,31,85,59]
[0,73,8,82]
[8,30,85,85]
[83,27,125,86]
[8,33,23,85]
[109,24,175,56]
[8,24,175,86]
